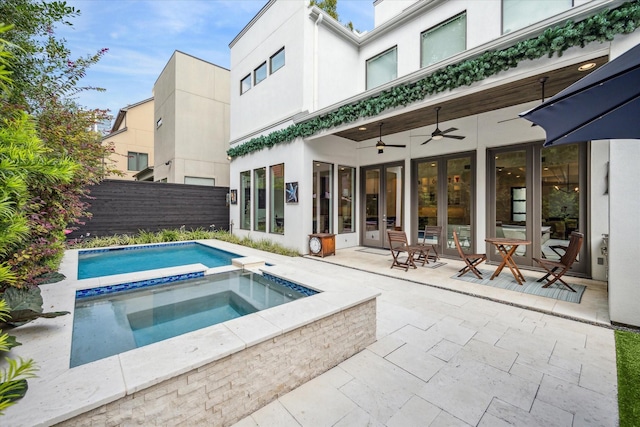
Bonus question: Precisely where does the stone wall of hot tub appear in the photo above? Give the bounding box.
[58,299,377,426]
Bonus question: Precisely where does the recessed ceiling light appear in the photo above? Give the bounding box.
[358,127,367,131]
[578,62,596,72]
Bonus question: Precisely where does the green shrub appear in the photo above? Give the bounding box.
[69,228,300,257]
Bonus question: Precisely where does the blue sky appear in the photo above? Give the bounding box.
[57,0,375,121]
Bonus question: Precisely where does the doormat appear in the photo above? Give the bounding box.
[357,248,391,256]
[452,269,585,304]
[423,261,446,269]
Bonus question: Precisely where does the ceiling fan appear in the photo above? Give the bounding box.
[375,122,406,154]
[420,107,465,145]
[498,76,548,124]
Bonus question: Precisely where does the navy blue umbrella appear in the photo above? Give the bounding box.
[520,43,640,147]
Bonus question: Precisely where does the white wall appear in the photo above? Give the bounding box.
[230,1,307,141]
[607,35,640,327]
[373,0,420,27]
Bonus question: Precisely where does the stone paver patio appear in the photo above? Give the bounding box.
[234,246,617,427]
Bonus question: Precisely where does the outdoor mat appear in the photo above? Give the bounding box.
[357,248,391,256]
[452,269,586,304]
[424,261,447,269]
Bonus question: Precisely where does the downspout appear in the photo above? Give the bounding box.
[313,13,323,112]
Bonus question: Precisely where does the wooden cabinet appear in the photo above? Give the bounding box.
[308,233,335,257]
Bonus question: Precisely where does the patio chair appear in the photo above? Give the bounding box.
[387,230,428,271]
[533,231,583,292]
[453,230,486,279]
[419,225,442,262]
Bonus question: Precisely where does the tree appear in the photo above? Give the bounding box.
[310,0,338,20]
[0,0,117,287]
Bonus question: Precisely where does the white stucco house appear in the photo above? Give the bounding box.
[227,0,640,327]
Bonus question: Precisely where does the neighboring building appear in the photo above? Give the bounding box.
[228,0,640,326]
[102,98,155,180]
[153,50,231,186]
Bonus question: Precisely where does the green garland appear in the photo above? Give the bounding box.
[228,0,640,158]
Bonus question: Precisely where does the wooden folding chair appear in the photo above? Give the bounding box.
[533,231,583,292]
[453,230,486,279]
[387,230,428,271]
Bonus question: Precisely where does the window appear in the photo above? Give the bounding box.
[270,47,285,74]
[421,13,466,68]
[270,164,285,234]
[254,62,267,85]
[184,176,214,186]
[240,171,251,230]
[502,0,571,34]
[127,152,148,171]
[254,168,266,232]
[313,162,333,234]
[240,74,251,94]
[366,46,397,90]
[338,166,355,234]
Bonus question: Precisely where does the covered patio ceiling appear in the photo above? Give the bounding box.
[334,55,609,142]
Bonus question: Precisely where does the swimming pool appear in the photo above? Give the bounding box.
[70,270,317,367]
[78,242,238,279]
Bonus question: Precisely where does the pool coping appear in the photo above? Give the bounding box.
[4,241,380,427]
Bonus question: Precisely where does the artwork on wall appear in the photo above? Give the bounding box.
[286,182,298,203]
[230,189,238,205]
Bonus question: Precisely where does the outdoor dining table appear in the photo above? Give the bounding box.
[485,237,531,285]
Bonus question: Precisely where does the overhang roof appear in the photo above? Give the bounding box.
[334,55,609,142]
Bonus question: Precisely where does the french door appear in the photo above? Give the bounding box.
[414,153,475,257]
[488,142,588,274]
[361,162,404,248]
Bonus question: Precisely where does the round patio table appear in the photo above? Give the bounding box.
[485,237,531,285]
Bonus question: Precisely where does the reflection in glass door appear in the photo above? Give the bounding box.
[489,143,587,274]
[416,154,474,256]
[362,163,404,248]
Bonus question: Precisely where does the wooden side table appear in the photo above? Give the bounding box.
[308,233,335,257]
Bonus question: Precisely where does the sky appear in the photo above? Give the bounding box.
[56,0,375,122]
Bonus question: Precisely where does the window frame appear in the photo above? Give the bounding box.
[127,151,148,171]
[338,165,356,234]
[240,170,251,230]
[240,74,251,95]
[269,163,285,235]
[270,47,285,75]
[502,0,572,34]
[365,45,398,90]
[254,61,267,85]
[420,12,467,68]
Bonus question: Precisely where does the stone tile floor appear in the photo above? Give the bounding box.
[233,247,617,427]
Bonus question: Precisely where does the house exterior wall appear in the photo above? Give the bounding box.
[154,51,230,186]
[230,0,307,141]
[102,99,154,180]
[229,0,640,325]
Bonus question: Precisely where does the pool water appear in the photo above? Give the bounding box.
[70,271,310,367]
[78,243,238,279]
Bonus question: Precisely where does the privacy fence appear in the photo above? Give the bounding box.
[67,180,230,239]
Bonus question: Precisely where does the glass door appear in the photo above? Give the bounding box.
[489,143,587,274]
[415,154,475,257]
[362,163,404,248]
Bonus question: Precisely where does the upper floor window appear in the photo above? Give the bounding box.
[240,74,251,94]
[503,0,571,34]
[127,151,148,171]
[270,47,285,74]
[184,176,215,186]
[366,46,397,90]
[254,62,267,85]
[421,13,466,68]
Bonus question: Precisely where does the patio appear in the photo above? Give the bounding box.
[233,246,616,427]
[4,242,616,426]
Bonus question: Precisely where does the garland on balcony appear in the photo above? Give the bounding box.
[228,0,640,159]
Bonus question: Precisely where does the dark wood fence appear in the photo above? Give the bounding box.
[67,180,229,239]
